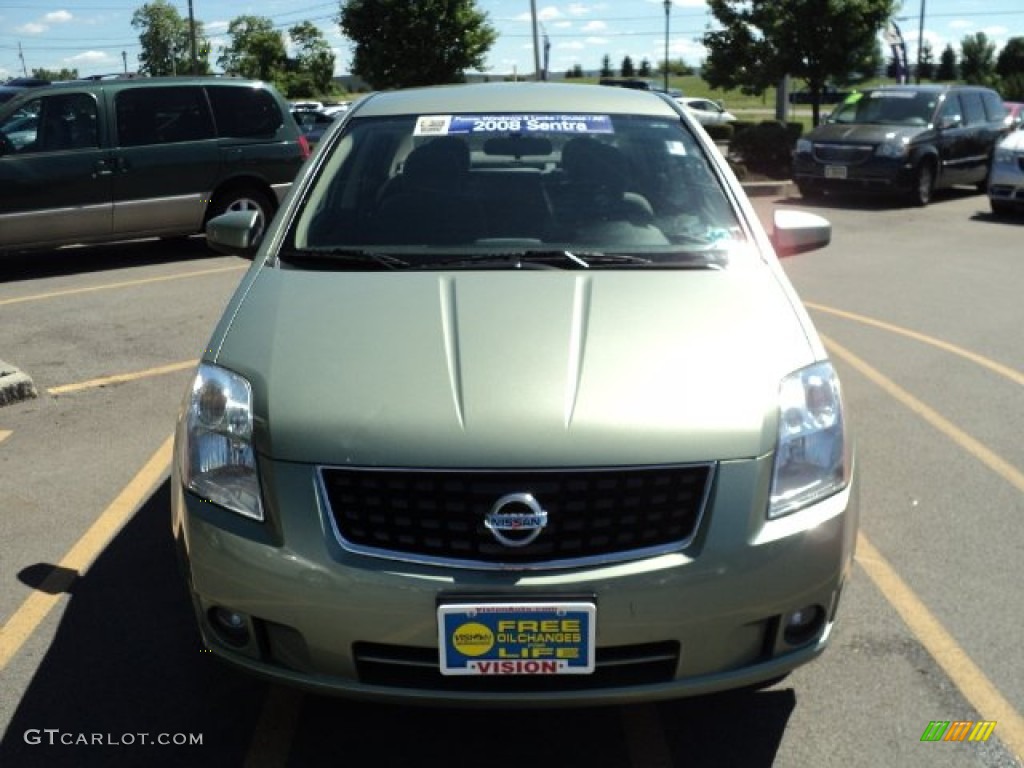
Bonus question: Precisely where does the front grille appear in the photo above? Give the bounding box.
[812,143,874,165]
[318,464,713,569]
[354,641,680,691]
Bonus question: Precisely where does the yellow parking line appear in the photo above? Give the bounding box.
[48,359,199,396]
[856,533,1024,761]
[0,265,245,308]
[824,335,1024,494]
[0,435,173,672]
[808,302,1024,387]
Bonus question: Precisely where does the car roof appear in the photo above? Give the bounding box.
[351,82,680,119]
[4,75,269,96]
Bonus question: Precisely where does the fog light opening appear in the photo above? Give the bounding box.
[209,606,251,648]
[783,605,825,646]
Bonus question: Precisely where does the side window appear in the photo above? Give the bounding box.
[960,92,986,126]
[116,86,215,147]
[2,93,98,154]
[939,94,963,127]
[981,91,1005,123]
[206,86,284,139]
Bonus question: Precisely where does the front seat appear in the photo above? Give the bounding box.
[372,137,484,245]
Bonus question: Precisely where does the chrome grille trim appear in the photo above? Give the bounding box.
[316,463,716,571]
[812,143,874,165]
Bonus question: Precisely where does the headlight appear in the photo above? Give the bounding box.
[875,141,908,159]
[769,362,849,519]
[182,363,263,521]
[795,138,812,154]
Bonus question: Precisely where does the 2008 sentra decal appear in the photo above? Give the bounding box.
[414,114,614,136]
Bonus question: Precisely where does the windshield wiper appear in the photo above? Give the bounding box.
[413,250,656,270]
[277,247,411,270]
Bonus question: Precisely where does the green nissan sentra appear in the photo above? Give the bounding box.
[172,81,855,705]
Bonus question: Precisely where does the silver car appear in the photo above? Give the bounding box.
[988,123,1024,215]
[173,82,854,705]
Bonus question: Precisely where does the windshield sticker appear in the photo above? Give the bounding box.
[414,115,454,136]
[869,91,917,99]
[666,140,688,156]
[415,114,614,136]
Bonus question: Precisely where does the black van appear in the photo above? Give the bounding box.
[792,84,1007,205]
[0,76,309,253]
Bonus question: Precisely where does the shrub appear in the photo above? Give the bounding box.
[728,120,800,178]
[704,123,734,141]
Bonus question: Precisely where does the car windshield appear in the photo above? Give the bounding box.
[287,112,751,270]
[829,90,937,126]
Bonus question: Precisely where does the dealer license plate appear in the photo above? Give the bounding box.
[825,164,847,179]
[438,601,596,676]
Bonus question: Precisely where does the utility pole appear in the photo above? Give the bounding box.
[122,50,128,74]
[663,1,671,93]
[915,0,926,83]
[18,42,28,77]
[188,0,198,75]
[530,0,541,81]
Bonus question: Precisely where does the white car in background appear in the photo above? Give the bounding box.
[988,121,1024,216]
[677,97,737,126]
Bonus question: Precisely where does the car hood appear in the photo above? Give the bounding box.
[998,128,1024,151]
[215,269,816,467]
[808,122,929,144]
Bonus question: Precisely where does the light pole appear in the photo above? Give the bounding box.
[915,0,926,84]
[663,0,671,93]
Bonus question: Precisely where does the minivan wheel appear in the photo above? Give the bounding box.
[208,187,275,245]
[908,161,935,206]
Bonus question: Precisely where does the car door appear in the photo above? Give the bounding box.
[934,93,971,187]
[0,89,112,250]
[109,85,220,238]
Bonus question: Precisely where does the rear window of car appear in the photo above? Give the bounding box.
[116,86,215,147]
[981,90,1005,122]
[206,85,284,139]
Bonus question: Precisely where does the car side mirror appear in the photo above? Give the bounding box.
[939,115,962,130]
[771,209,831,257]
[206,210,262,259]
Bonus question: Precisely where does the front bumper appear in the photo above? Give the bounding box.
[792,153,914,192]
[171,454,858,706]
[987,159,1024,207]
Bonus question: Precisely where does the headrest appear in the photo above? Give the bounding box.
[403,137,470,187]
[560,137,628,195]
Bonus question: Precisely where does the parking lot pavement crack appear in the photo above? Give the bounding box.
[0,359,38,407]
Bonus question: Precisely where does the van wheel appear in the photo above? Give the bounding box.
[208,187,275,246]
[907,161,934,207]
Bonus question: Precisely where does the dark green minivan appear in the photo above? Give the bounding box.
[0,76,309,253]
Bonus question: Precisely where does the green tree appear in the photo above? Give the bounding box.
[959,32,999,88]
[936,43,958,81]
[337,0,496,89]
[638,58,652,77]
[132,0,210,76]
[218,15,287,82]
[600,54,613,78]
[917,40,935,81]
[701,0,895,125]
[289,21,336,93]
[31,67,79,80]
[621,55,635,77]
[996,36,1024,80]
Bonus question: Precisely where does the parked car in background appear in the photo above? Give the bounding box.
[792,84,1007,205]
[174,81,854,707]
[1002,101,1024,131]
[0,76,309,254]
[677,97,736,126]
[987,120,1024,215]
[0,77,50,105]
[291,106,337,148]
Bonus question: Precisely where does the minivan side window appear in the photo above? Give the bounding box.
[116,86,215,147]
[206,86,283,139]
[1,93,98,154]
[960,91,986,126]
[980,90,1005,122]
[939,94,963,128]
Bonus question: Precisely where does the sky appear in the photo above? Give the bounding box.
[2,1,1024,83]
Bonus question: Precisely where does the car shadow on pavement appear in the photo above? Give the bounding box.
[782,186,982,212]
[0,478,798,768]
[0,237,223,285]
[0,479,266,768]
